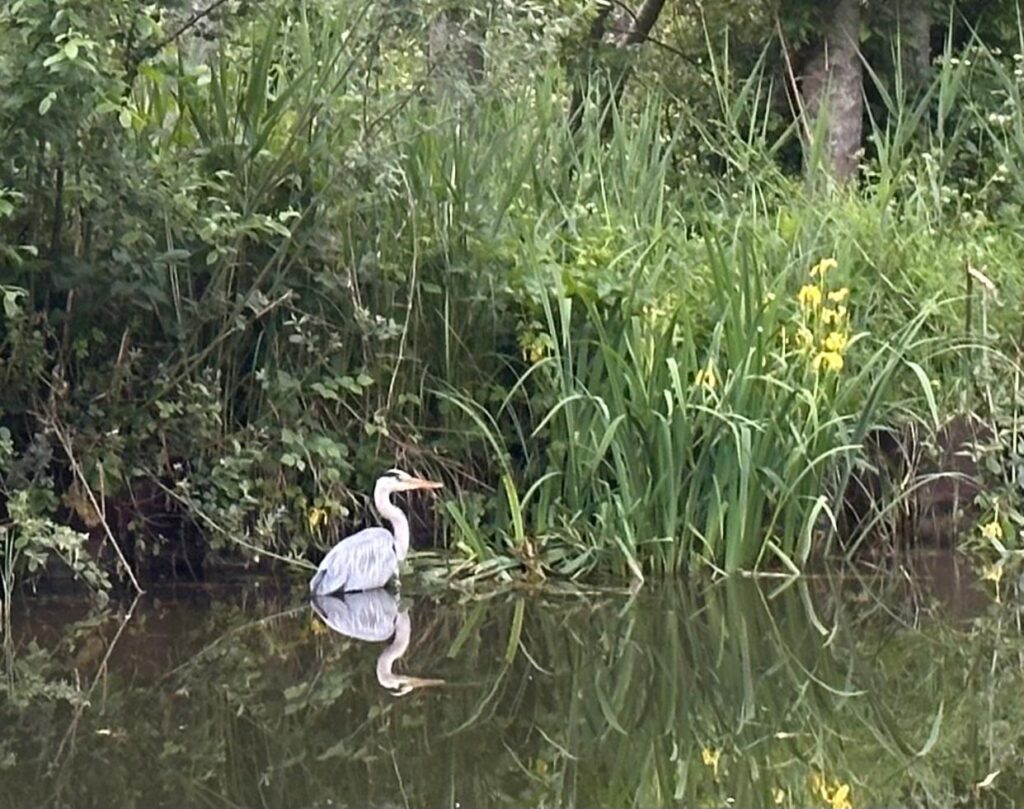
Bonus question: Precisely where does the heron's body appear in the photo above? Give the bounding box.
[309,469,442,596]
[309,527,397,595]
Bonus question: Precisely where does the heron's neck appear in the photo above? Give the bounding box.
[375,487,410,561]
[376,611,412,689]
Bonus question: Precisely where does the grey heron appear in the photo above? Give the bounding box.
[311,590,444,695]
[309,469,442,595]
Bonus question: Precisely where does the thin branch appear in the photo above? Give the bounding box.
[385,172,419,414]
[143,474,315,570]
[148,0,232,56]
[122,0,231,88]
[47,414,144,595]
[50,596,141,771]
[775,16,810,143]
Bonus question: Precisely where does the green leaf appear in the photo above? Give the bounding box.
[504,598,525,663]
[38,92,56,115]
[905,360,939,431]
[915,701,944,757]
[310,382,339,401]
[3,289,24,319]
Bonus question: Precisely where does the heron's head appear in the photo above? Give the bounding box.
[375,468,444,495]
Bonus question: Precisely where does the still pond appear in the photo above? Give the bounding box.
[2,552,1022,808]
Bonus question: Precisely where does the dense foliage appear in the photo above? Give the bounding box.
[1,0,1022,591]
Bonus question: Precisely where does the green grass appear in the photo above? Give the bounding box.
[412,33,1024,579]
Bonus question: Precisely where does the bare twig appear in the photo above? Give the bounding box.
[50,596,141,771]
[122,0,232,89]
[775,17,810,142]
[385,173,419,414]
[144,475,315,571]
[148,0,232,56]
[47,416,144,595]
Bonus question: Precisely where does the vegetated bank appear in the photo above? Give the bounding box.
[0,2,1021,598]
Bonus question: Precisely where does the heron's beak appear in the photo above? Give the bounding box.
[404,476,444,492]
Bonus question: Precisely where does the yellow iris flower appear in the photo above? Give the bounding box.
[810,257,838,277]
[823,331,848,353]
[815,351,844,372]
[695,367,718,391]
[798,284,823,309]
[820,308,842,326]
[810,771,853,809]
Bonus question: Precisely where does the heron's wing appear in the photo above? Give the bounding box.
[309,527,397,595]
[311,590,400,641]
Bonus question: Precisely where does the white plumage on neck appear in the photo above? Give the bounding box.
[374,478,410,561]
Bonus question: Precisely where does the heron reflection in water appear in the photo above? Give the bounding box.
[310,469,443,596]
[311,589,444,696]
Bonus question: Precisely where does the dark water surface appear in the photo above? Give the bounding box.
[2,552,1023,808]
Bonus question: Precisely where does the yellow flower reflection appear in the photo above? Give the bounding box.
[701,747,721,778]
[981,520,1003,541]
[810,770,853,809]
[308,506,328,532]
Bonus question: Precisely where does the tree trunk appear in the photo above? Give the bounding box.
[166,0,222,65]
[427,10,485,90]
[614,0,669,46]
[801,0,864,183]
[568,2,614,134]
[568,0,667,137]
[896,0,931,89]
